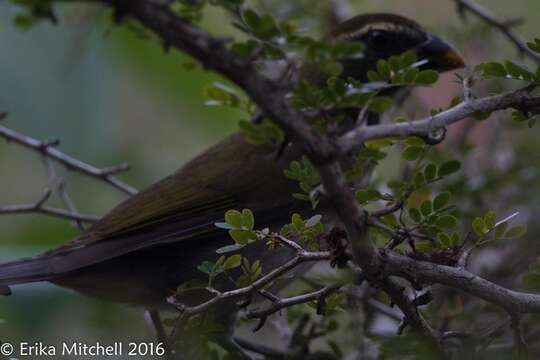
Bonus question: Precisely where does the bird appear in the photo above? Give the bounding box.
[0,12,464,358]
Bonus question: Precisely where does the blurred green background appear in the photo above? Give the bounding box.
[0,0,539,357]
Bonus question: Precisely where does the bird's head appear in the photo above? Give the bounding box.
[329,13,465,78]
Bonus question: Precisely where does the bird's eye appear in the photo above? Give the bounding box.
[366,30,390,44]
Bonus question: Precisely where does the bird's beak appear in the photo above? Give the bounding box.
[417,35,466,72]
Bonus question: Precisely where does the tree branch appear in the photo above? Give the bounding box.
[341,86,540,153]
[0,190,99,223]
[0,122,137,196]
[452,0,540,62]
[168,236,331,317]
[383,251,540,315]
[246,285,341,320]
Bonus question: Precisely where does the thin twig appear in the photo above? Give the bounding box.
[168,238,331,316]
[510,314,528,356]
[0,190,99,223]
[42,155,86,231]
[247,285,341,320]
[453,0,540,62]
[0,124,137,195]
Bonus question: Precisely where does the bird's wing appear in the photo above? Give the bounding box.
[0,133,300,282]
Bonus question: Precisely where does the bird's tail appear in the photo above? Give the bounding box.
[0,256,57,295]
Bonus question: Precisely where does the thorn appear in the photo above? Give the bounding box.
[252,316,267,332]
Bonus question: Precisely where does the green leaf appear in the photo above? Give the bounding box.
[305,214,322,227]
[204,82,240,107]
[477,62,507,78]
[436,215,457,229]
[414,172,426,188]
[225,210,243,228]
[377,59,391,81]
[424,164,437,181]
[401,51,417,68]
[356,188,382,204]
[415,70,439,85]
[242,209,254,230]
[484,211,496,229]
[433,192,450,211]
[450,233,460,247]
[223,255,242,270]
[472,217,488,236]
[403,68,419,83]
[405,136,425,147]
[494,222,508,240]
[527,39,540,53]
[402,146,424,161]
[505,61,536,81]
[197,261,216,275]
[367,70,382,82]
[215,222,233,230]
[229,229,255,245]
[13,14,40,31]
[438,233,451,248]
[368,97,393,113]
[420,200,433,217]
[216,244,244,254]
[409,208,422,223]
[505,225,527,239]
[292,213,304,231]
[438,160,461,177]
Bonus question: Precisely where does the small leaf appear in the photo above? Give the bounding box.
[367,70,381,82]
[377,59,391,81]
[242,209,254,230]
[216,244,245,254]
[369,97,393,113]
[414,172,426,188]
[215,222,233,230]
[229,229,255,245]
[405,136,425,147]
[197,261,216,275]
[425,164,437,180]
[438,160,461,177]
[420,200,432,217]
[478,62,507,78]
[433,192,451,211]
[409,208,422,223]
[472,217,488,236]
[402,146,424,161]
[450,233,460,247]
[505,225,527,239]
[401,51,417,68]
[494,222,508,240]
[484,211,496,229]
[415,70,439,85]
[225,210,243,228]
[306,214,322,227]
[403,68,419,83]
[436,215,457,229]
[356,188,382,204]
[438,233,451,248]
[223,254,242,270]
